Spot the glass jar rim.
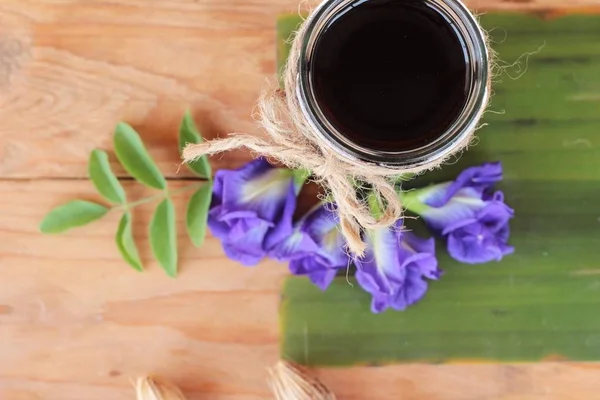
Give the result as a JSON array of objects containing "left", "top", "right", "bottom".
[{"left": 296, "top": 0, "right": 490, "bottom": 169}]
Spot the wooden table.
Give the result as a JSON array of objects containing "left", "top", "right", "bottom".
[{"left": 2, "top": 1, "right": 600, "bottom": 399}]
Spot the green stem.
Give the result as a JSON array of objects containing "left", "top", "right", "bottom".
[
  {"left": 398, "top": 187, "right": 434, "bottom": 216},
  {"left": 115, "top": 183, "right": 203, "bottom": 212},
  {"left": 292, "top": 168, "right": 312, "bottom": 193},
  {"left": 397, "top": 190, "right": 415, "bottom": 213},
  {"left": 367, "top": 191, "right": 384, "bottom": 219}
]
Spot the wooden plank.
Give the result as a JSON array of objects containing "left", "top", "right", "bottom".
[
  {"left": 0, "top": 180, "right": 285, "bottom": 399},
  {"left": 0, "top": 0, "right": 296, "bottom": 179},
  {"left": 318, "top": 363, "right": 600, "bottom": 400},
  {"left": 0, "top": 0, "right": 599, "bottom": 179},
  {"left": 3, "top": 180, "right": 600, "bottom": 399}
]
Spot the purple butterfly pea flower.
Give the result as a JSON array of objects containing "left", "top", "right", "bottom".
[
  {"left": 354, "top": 220, "right": 441, "bottom": 314},
  {"left": 404, "top": 162, "right": 514, "bottom": 264},
  {"left": 270, "top": 203, "right": 350, "bottom": 290},
  {"left": 208, "top": 158, "right": 302, "bottom": 266}
]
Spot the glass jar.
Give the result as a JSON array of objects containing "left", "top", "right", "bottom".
[{"left": 295, "top": 0, "right": 490, "bottom": 169}]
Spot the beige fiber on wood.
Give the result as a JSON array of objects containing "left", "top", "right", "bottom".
[
  {"left": 182, "top": 2, "right": 487, "bottom": 256},
  {"left": 133, "top": 363, "right": 334, "bottom": 400},
  {"left": 269, "top": 360, "right": 336, "bottom": 400},
  {"left": 134, "top": 376, "right": 188, "bottom": 400}
]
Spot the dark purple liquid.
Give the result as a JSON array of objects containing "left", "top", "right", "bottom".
[{"left": 311, "top": 0, "right": 468, "bottom": 152}]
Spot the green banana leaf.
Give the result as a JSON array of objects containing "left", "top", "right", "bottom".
[{"left": 279, "top": 12, "right": 600, "bottom": 366}]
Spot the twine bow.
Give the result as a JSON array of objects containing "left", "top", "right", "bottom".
[
  {"left": 182, "top": 85, "right": 406, "bottom": 256},
  {"left": 182, "top": 17, "right": 474, "bottom": 257}
]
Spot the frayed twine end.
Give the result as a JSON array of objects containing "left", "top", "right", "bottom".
[
  {"left": 133, "top": 362, "right": 335, "bottom": 400},
  {"left": 268, "top": 360, "right": 336, "bottom": 400},
  {"left": 134, "top": 376, "right": 188, "bottom": 400}
]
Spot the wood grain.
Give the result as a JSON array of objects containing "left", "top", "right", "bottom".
[
  {"left": 2, "top": 0, "right": 600, "bottom": 399},
  {"left": 0, "top": 180, "right": 285, "bottom": 399},
  {"left": 0, "top": 0, "right": 599, "bottom": 179},
  {"left": 2, "top": 180, "right": 600, "bottom": 400}
]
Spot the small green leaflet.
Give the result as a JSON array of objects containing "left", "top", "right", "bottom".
[
  {"left": 179, "top": 111, "right": 212, "bottom": 178},
  {"left": 149, "top": 198, "right": 178, "bottom": 277},
  {"left": 88, "top": 149, "right": 126, "bottom": 204},
  {"left": 114, "top": 122, "right": 167, "bottom": 190},
  {"left": 40, "top": 200, "right": 108, "bottom": 234},
  {"left": 186, "top": 182, "right": 213, "bottom": 247},
  {"left": 116, "top": 212, "right": 143, "bottom": 272}
]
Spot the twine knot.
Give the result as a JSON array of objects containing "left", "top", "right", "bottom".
[
  {"left": 182, "top": 10, "right": 485, "bottom": 257},
  {"left": 182, "top": 18, "right": 415, "bottom": 257}
]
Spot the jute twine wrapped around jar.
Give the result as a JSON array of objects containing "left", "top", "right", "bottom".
[{"left": 182, "top": 1, "right": 491, "bottom": 256}]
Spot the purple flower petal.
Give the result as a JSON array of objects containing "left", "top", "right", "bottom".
[
  {"left": 390, "top": 268, "right": 429, "bottom": 311},
  {"left": 355, "top": 224, "right": 440, "bottom": 313},
  {"left": 476, "top": 193, "right": 515, "bottom": 232},
  {"left": 308, "top": 268, "right": 339, "bottom": 291},
  {"left": 228, "top": 217, "right": 270, "bottom": 242},
  {"left": 442, "top": 193, "right": 515, "bottom": 264},
  {"left": 428, "top": 162, "right": 503, "bottom": 207},
  {"left": 446, "top": 219, "right": 514, "bottom": 264},
  {"left": 217, "top": 158, "right": 271, "bottom": 206},
  {"left": 303, "top": 204, "right": 339, "bottom": 235},
  {"left": 207, "top": 206, "right": 231, "bottom": 239},
  {"left": 371, "top": 294, "right": 391, "bottom": 314},
  {"left": 289, "top": 256, "right": 322, "bottom": 275},
  {"left": 211, "top": 171, "right": 225, "bottom": 207},
  {"left": 355, "top": 225, "right": 404, "bottom": 296},
  {"left": 421, "top": 187, "right": 487, "bottom": 232},
  {"left": 290, "top": 255, "right": 345, "bottom": 291},
  {"left": 403, "top": 251, "right": 441, "bottom": 280},
  {"left": 207, "top": 158, "right": 300, "bottom": 266},
  {"left": 304, "top": 205, "right": 349, "bottom": 266},
  {"left": 222, "top": 242, "right": 266, "bottom": 266},
  {"left": 355, "top": 266, "right": 383, "bottom": 295},
  {"left": 270, "top": 229, "right": 321, "bottom": 261},
  {"left": 272, "top": 203, "right": 350, "bottom": 290},
  {"left": 408, "top": 162, "right": 514, "bottom": 265},
  {"left": 400, "top": 232, "right": 436, "bottom": 259},
  {"left": 447, "top": 230, "right": 501, "bottom": 263},
  {"left": 264, "top": 181, "right": 298, "bottom": 250}
]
